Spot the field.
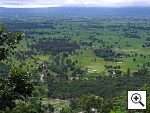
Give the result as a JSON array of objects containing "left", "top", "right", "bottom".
[
  {"left": 0, "top": 8, "right": 150, "bottom": 113},
  {"left": 1, "top": 16, "right": 150, "bottom": 76}
]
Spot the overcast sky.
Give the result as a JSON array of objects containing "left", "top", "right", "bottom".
[{"left": 0, "top": 0, "right": 150, "bottom": 8}]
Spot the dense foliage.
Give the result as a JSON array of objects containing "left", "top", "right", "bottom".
[{"left": 0, "top": 14, "right": 150, "bottom": 113}]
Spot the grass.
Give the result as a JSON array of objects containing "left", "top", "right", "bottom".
[
  {"left": 72, "top": 49, "right": 106, "bottom": 74},
  {"left": 6, "top": 17, "right": 150, "bottom": 77},
  {"left": 72, "top": 46, "right": 150, "bottom": 75}
]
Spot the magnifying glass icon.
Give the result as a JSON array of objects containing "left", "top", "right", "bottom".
[{"left": 131, "top": 93, "right": 145, "bottom": 107}]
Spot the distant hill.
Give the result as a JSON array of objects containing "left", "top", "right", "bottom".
[{"left": 0, "top": 7, "right": 150, "bottom": 17}]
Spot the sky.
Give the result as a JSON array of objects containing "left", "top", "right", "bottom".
[{"left": 0, "top": 0, "right": 150, "bottom": 8}]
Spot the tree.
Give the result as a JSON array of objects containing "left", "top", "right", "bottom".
[
  {"left": 126, "top": 68, "right": 131, "bottom": 76},
  {"left": 0, "top": 26, "right": 33, "bottom": 111},
  {"left": 60, "top": 107, "right": 73, "bottom": 113},
  {"left": 49, "top": 53, "right": 86, "bottom": 80},
  {"left": 78, "top": 95, "right": 103, "bottom": 113},
  {"left": 0, "top": 26, "right": 23, "bottom": 61},
  {"left": 0, "top": 67, "right": 33, "bottom": 110},
  {"left": 48, "top": 104, "right": 54, "bottom": 113}
]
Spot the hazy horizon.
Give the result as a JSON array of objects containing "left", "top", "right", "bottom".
[
  {"left": 0, "top": 7, "right": 150, "bottom": 18},
  {"left": 0, "top": 0, "right": 150, "bottom": 8}
]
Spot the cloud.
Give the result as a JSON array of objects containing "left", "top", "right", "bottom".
[
  {"left": 0, "top": 0, "right": 150, "bottom": 8},
  {"left": 0, "top": 0, "right": 62, "bottom": 8}
]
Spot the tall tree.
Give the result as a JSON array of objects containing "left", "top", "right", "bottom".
[
  {"left": 0, "top": 26, "right": 23, "bottom": 61},
  {"left": 0, "top": 26, "right": 33, "bottom": 110}
]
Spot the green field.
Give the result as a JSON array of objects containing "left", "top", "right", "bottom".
[{"left": 1, "top": 15, "right": 150, "bottom": 113}]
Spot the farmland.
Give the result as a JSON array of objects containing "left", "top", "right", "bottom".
[{"left": 0, "top": 7, "right": 150, "bottom": 113}]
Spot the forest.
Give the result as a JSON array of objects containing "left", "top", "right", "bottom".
[{"left": 0, "top": 8, "right": 150, "bottom": 113}]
